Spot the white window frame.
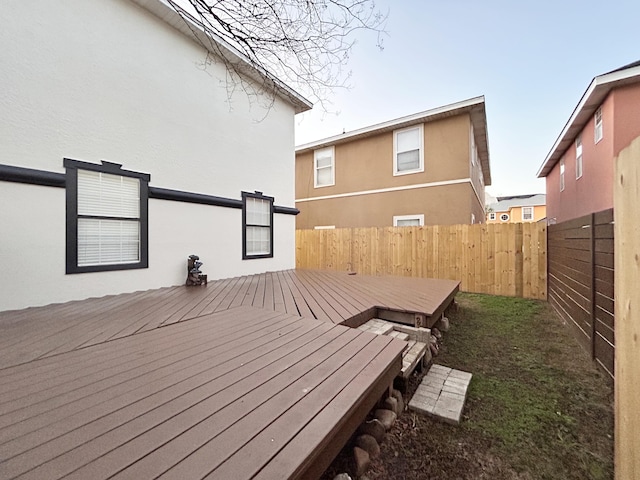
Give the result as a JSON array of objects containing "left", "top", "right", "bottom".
[
  {"left": 393, "top": 125, "right": 424, "bottom": 176},
  {"left": 470, "top": 124, "right": 477, "bottom": 167},
  {"left": 500, "top": 213, "right": 510, "bottom": 222},
  {"left": 314, "top": 146, "right": 335, "bottom": 188},
  {"left": 594, "top": 107, "right": 603, "bottom": 143},
  {"left": 393, "top": 214, "right": 424, "bottom": 227},
  {"left": 489, "top": 212, "right": 496, "bottom": 221},
  {"left": 576, "top": 136, "right": 583, "bottom": 179},
  {"left": 522, "top": 206, "right": 534, "bottom": 222},
  {"left": 560, "top": 159, "right": 565, "bottom": 191}
]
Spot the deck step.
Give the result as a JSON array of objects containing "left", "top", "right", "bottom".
[
  {"left": 358, "top": 318, "right": 429, "bottom": 379},
  {"left": 357, "top": 318, "right": 395, "bottom": 336},
  {"left": 400, "top": 340, "right": 428, "bottom": 378},
  {"left": 408, "top": 364, "right": 472, "bottom": 425},
  {"left": 388, "top": 331, "right": 410, "bottom": 342}
]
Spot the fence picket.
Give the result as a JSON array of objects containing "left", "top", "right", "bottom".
[{"left": 296, "top": 223, "right": 548, "bottom": 299}]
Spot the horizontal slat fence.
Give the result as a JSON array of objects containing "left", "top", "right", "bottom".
[
  {"left": 296, "top": 223, "right": 547, "bottom": 300},
  {"left": 547, "top": 208, "right": 614, "bottom": 379}
]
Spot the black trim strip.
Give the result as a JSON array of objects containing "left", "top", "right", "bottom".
[
  {"left": 273, "top": 205, "right": 299, "bottom": 215},
  {"left": 0, "top": 164, "right": 65, "bottom": 188},
  {"left": 149, "top": 187, "right": 243, "bottom": 209},
  {"left": 63, "top": 158, "right": 151, "bottom": 181},
  {"left": 0, "top": 163, "right": 299, "bottom": 215}
]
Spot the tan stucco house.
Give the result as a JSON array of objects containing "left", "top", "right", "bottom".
[{"left": 295, "top": 97, "right": 491, "bottom": 229}]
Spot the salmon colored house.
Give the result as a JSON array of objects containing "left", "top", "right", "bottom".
[
  {"left": 537, "top": 60, "right": 640, "bottom": 223},
  {"left": 295, "top": 97, "right": 491, "bottom": 229}
]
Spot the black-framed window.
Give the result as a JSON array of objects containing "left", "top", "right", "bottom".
[
  {"left": 64, "top": 158, "right": 150, "bottom": 274},
  {"left": 242, "top": 191, "right": 274, "bottom": 259}
]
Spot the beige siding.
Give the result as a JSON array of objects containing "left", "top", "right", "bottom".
[
  {"left": 296, "top": 114, "right": 472, "bottom": 200},
  {"left": 295, "top": 113, "right": 483, "bottom": 228},
  {"left": 296, "top": 182, "right": 477, "bottom": 229}
]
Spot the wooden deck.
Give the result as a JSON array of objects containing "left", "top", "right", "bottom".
[
  {"left": 0, "top": 269, "right": 458, "bottom": 368},
  {"left": 0, "top": 269, "right": 458, "bottom": 480},
  {"left": 0, "top": 306, "right": 404, "bottom": 479}
]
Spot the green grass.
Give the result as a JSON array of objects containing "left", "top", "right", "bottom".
[{"left": 438, "top": 293, "right": 614, "bottom": 479}]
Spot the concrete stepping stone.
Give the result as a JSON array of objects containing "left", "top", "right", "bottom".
[
  {"left": 357, "top": 318, "right": 395, "bottom": 336},
  {"left": 408, "top": 364, "right": 472, "bottom": 425},
  {"left": 400, "top": 340, "right": 428, "bottom": 378},
  {"left": 388, "top": 330, "right": 410, "bottom": 341},
  {"left": 358, "top": 319, "right": 428, "bottom": 379}
]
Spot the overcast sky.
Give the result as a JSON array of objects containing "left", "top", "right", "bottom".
[{"left": 293, "top": 0, "right": 640, "bottom": 198}]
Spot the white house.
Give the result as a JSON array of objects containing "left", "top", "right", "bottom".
[{"left": 0, "top": 0, "right": 312, "bottom": 312}]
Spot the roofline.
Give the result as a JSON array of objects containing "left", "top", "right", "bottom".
[
  {"left": 296, "top": 96, "right": 484, "bottom": 151},
  {"left": 131, "top": 0, "right": 313, "bottom": 114},
  {"left": 296, "top": 96, "right": 492, "bottom": 185},
  {"left": 537, "top": 63, "right": 640, "bottom": 178},
  {"left": 490, "top": 201, "right": 547, "bottom": 213}
]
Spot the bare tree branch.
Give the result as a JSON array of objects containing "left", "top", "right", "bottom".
[{"left": 166, "top": 0, "right": 387, "bottom": 112}]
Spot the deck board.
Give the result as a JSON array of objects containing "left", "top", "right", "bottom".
[
  {"left": 0, "top": 306, "right": 405, "bottom": 480},
  {"left": 0, "top": 314, "right": 319, "bottom": 464},
  {"left": 0, "top": 270, "right": 458, "bottom": 369},
  {"left": 0, "top": 269, "right": 458, "bottom": 479}
]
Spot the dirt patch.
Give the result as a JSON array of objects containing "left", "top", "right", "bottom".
[{"left": 322, "top": 294, "right": 614, "bottom": 480}]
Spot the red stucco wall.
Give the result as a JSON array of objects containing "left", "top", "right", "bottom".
[
  {"left": 546, "top": 94, "right": 616, "bottom": 223},
  {"left": 613, "top": 84, "right": 640, "bottom": 157}
]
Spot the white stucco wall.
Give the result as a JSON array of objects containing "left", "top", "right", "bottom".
[{"left": 0, "top": 0, "right": 299, "bottom": 311}]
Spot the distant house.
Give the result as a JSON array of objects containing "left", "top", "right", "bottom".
[
  {"left": 486, "top": 194, "right": 546, "bottom": 224},
  {"left": 0, "top": 0, "right": 311, "bottom": 312},
  {"left": 295, "top": 97, "right": 491, "bottom": 229},
  {"left": 537, "top": 60, "right": 640, "bottom": 223}
]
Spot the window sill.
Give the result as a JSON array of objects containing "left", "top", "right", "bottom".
[
  {"left": 67, "top": 261, "right": 148, "bottom": 274},
  {"left": 393, "top": 168, "right": 424, "bottom": 177}
]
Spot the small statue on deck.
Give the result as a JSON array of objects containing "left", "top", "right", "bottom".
[{"left": 186, "top": 254, "right": 207, "bottom": 286}]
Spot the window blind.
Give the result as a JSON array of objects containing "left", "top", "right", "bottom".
[
  {"left": 245, "top": 197, "right": 271, "bottom": 256},
  {"left": 396, "top": 128, "right": 420, "bottom": 171},
  {"left": 77, "top": 169, "right": 141, "bottom": 266}
]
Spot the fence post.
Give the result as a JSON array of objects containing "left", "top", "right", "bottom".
[
  {"left": 515, "top": 223, "right": 524, "bottom": 298},
  {"left": 590, "top": 212, "right": 596, "bottom": 360}
]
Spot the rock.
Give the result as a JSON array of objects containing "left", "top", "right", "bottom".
[
  {"left": 432, "top": 327, "right": 442, "bottom": 339},
  {"left": 423, "top": 344, "right": 433, "bottom": 365},
  {"left": 391, "top": 389, "right": 404, "bottom": 414},
  {"left": 374, "top": 408, "right": 397, "bottom": 430},
  {"left": 355, "top": 434, "right": 380, "bottom": 459},
  {"left": 450, "top": 300, "right": 459, "bottom": 312},
  {"left": 353, "top": 446, "right": 370, "bottom": 477},
  {"left": 429, "top": 334, "right": 438, "bottom": 346},
  {"left": 383, "top": 395, "right": 398, "bottom": 415},
  {"left": 333, "top": 474, "right": 352, "bottom": 480},
  {"left": 358, "top": 419, "right": 386, "bottom": 443},
  {"left": 436, "top": 316, "right": 450, "bottom": 332}
]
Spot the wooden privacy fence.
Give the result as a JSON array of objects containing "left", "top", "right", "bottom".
[
  {"left": 547, "top": 208, "right": 615, "bottom": 379},
  {"left": 296, "top": 223, "right": 547, "bottom": 300}
]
